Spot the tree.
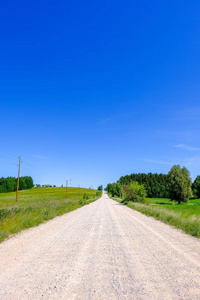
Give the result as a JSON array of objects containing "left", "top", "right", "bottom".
[
  {"left": 123, "top": 181, "right": 147, "bottom": 203},
  {"left": 19, "top": 177, "right": 27, "bottom": 190},
  {"left": 192, "top": 176, "right": 200, "bottom": 199},
  {"left": 24, "top": 176, "right": 34, "bottom": 189},
  {"left": 105, "top": 183, "right": 122, "bottom": 197},
  {"left": 168, "top": 165, "right": 193, "bottom": 204},
  {"left": 97, "top": 185, "right": 103, "bottom": 191},
  {"left": 118, "top": 172, "right": 169, "bottom": 198},
  {"left": 152, "top": 182, "right": 167, "bottom": 198},
  {"left": 0, "top": 176, "right": 34, "bottom": 193}
]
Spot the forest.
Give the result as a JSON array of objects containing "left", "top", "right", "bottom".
[
  {"left": 106, "top": 172, "right": 200, "bottom": 199},
  {"left": 0, "top": 176, "right": 34, "bottom": 193}
]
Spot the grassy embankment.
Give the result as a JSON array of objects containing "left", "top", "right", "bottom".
[
  {"left": 0, "top": 187, "right": 101, "bottom": 243},
  {"left": 111, "top": 196, "right": 200, "bottom": 238}
]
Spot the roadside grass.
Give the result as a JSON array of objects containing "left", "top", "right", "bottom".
[
  {"left": 111, "top": 195, "right": 200, "bottom": 238},
  {"left": 0, "top": 187, "right": 101, "bottom": 243}
]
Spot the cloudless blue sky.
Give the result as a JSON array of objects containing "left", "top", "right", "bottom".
[{"left": 1, "top": 0, "right": 200, "bottom": 188}]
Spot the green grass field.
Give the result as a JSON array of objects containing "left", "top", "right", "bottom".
[
  {"left": 0, "top": 187, "right": 101, "bottom": 243},
  {"left": 112, "top": 196, "right": 200, "bottom": 238}
]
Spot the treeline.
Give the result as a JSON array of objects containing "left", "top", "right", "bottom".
[
  {"left": 106, "top": 172, "right": 200, "bottom": 199},
  {"left": 35, "top": 184, "right": 56, "bottom": 188},
  {"left": 192, "top": 176, "right": 200, "bottom": 199},
  {"left": 0, "top": 176, "right": 34, "bottom": 193},
  {"left": 119, "top": 173, "right": 169, "bottom": 198}
]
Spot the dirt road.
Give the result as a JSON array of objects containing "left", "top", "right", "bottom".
[{"left": 1, "top": 193, "right": 200, "bottom": 299}]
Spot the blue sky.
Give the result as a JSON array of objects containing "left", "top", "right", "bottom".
[{"left": 1, "top": 0, "right": 200, "bottom": 188}]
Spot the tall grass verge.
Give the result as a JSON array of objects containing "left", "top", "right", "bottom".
[
  {"left": 127, "top": 202, "right": 200, "bottom": 238},
  {"left": 111, "top": 195, "right": 200, "bottom": 238},
  {"left": 0, "top": 187, "right": 101, "bottom": 243}
]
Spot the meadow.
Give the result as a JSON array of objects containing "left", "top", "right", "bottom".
[
  {"left": 0, "top": 187, "right": 101, "bottom": 243},
  {"left": 112, "top": 196, "right": 200, "bottom": 238}
]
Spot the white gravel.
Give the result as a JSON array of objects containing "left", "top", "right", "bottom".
[{"left": 1, "top": 193, "right": 200, "bottom": 299}]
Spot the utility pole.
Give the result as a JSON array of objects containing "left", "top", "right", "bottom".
[
  {"left": 16, "top": 156, "right": 21, "bottom": 202},
  {"left": 66, "top": 180, "right": 68, "bottom": 199}
]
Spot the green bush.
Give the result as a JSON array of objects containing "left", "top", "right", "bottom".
[
  {"left": 123, "top": 181, "right": 147, "bottom": 203},
  {"left": 83, "top": 193, "right": 89, "bottom": 200},
  {"left": 96, "top": 191, "right": 101, "bottom": 197}
]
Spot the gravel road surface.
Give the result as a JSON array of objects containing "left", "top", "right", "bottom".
[{"left": 1, "top": 193, "right": 200, "bottom": 299}]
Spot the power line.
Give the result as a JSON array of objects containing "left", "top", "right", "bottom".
[
  {"left": 0, "top": 153, "right": 58, "bottom": 185},
  {"left": 0, "top": 151, "right": 18, "bottom": 160},
  {"left": 23, "top": 161, "right": 56, "bottom": 180},
  {"left": 0, "top": 160, "right": 17, "bottom": 166}
]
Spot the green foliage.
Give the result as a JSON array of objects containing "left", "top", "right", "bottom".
[
  {"left": 80, "top": 192, "right": 90, "bottom": 205},
  {"left": 123, "top": 181, "right": 147, "bottom": 203},
  {"left": 97, "top": 185, "right": 103, "bottom": 191},
  {"left": 0, "top": 176, "right": 34, "bottom": 193},
  {"left": 83, "top": 193, "right": 89, "bottom": 200},
  {"left": 96, "top": 191, "right": 102, "bottom": 197},
  {"left": 106, "top": 167, "right": 200, "bottom": 202},
  {"left": 105, "top": 183, "right": 122, "bottom": 197},
  {"left": 168, "top": 165, "right": 193, "bottom": 204},
  {"left": 112, "top": 172, "right": 169, "bottom": 198},
  {"left": 107, "top": 169, "right": 200, "bottom": 200},
  {"left": 192, "top": 175, "right": 200, "bottom": 198},
  {"left": 79, "top": 200, "right": 85, "bottom": 206}
]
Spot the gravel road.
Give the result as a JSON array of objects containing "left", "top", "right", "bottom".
[{"left": 1, "top": 193, "right": 200, "bottom": 299}]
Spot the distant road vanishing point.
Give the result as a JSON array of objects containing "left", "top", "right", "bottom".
[{"left": 1, "top": 192, "right": 200, "bottom": 299}]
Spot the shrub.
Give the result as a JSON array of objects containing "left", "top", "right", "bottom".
[
  {"left": 123, "top": 181, "right": 147, "bottom": 203},
  {"left": 83, "top": 193, "right": 89, "bottom": 200},
  {"left": 96, "top": 191, "right": 101, "bottom": 197}
]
